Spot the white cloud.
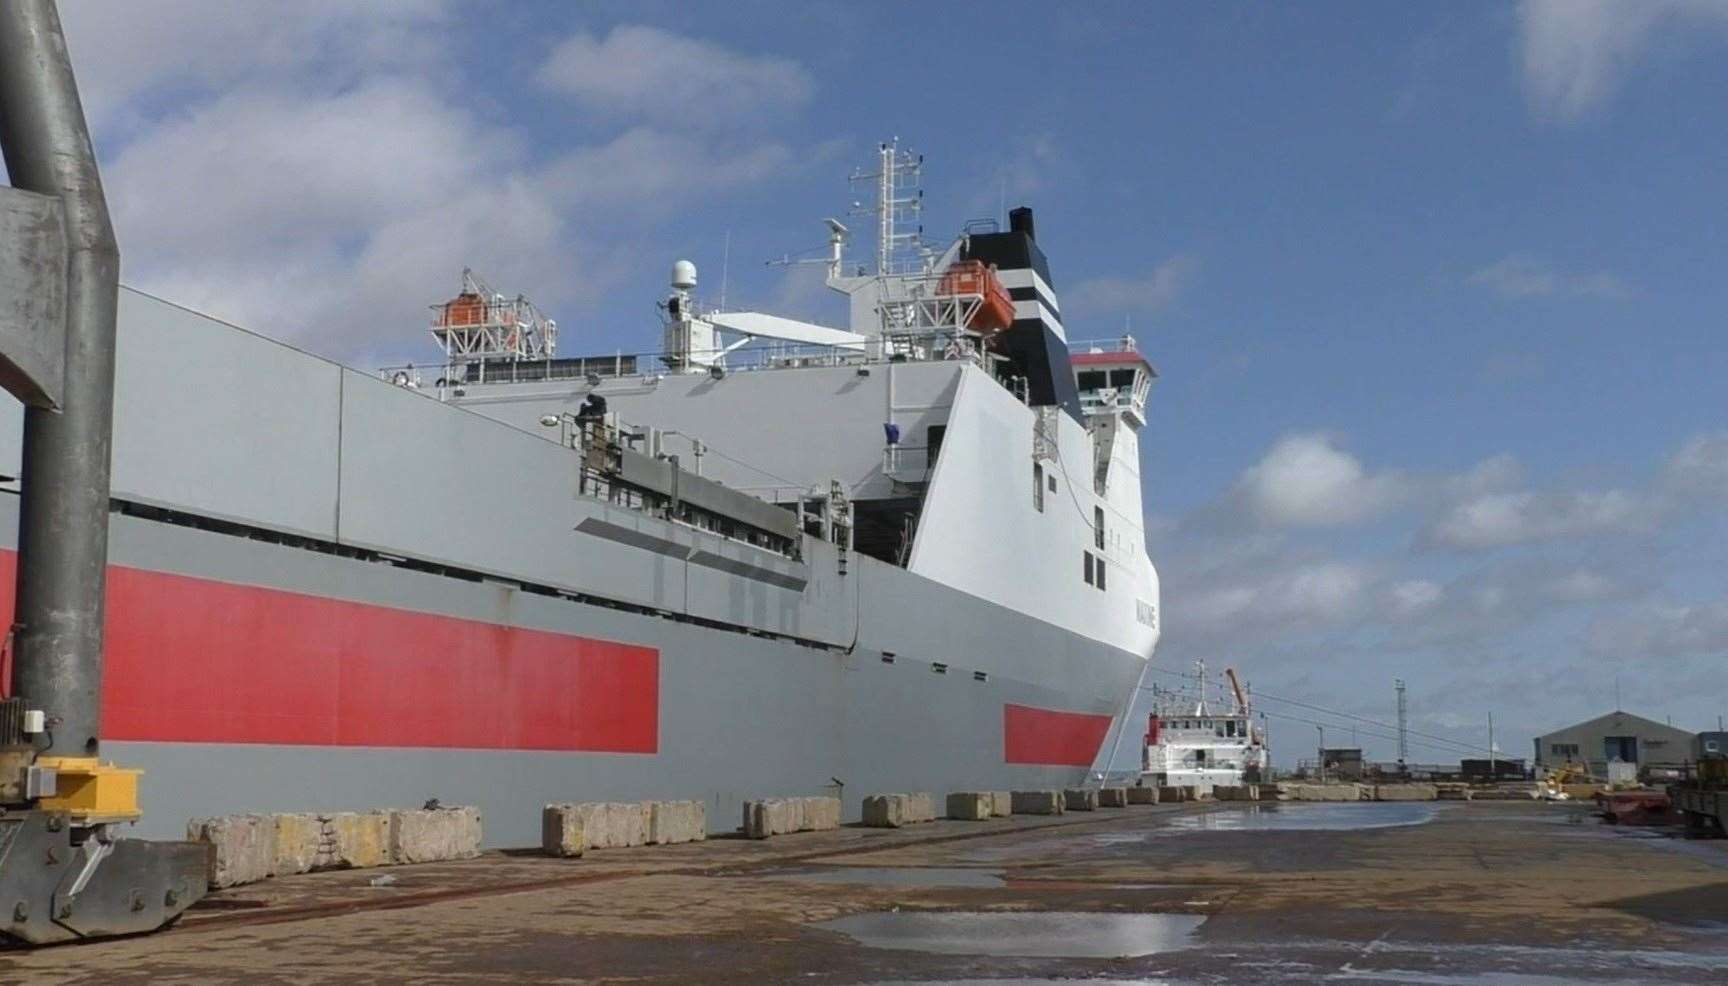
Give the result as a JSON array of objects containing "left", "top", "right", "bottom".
[
  {"left": 1587, "top": 597, "right": 1728, "bottom": 659},
  {"left": 1466, "top": 254, "right": 1629, "bottom": 299},
  {"left": 1384, "top": 579, "right": 1443, "bottom": 618},
  {"left": 1179, "top": 559, "right": 1378, "bottom": 639},
  {"left": 1421, "top": 488, "right": 1648, "bottom": 551},
  {"left": 1420, "top": 429, "right": 1728, "bottom": 552},
  {"left": 1228, "top": 433, "right": 1411, "bottom": 529},
  {"left": 537, "top": 25, "right": 814, "bottom": 127},
  {"left": 1517, "top": 0, "right": 1728, "bottom": 122},
  {"left": 60, "top": 0, "right": 453, "bottom": 132},
  {"left": 1663, "top": 430, "right": 1728, "bottom": 498},
  {"left": 62, "top": 10, "right": 814, "bottom": 361},
  {"left": 1066, "top": 256, "right": 1198, "bottom": 316}
]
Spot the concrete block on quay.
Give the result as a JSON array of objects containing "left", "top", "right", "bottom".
[
  {"left": 799, "top": 796, "right": 841, "bottom": 832},
  {"left": 271, "top": 813, "right": 324, "bottom": 876},
  {"left": 744, "top": 798, "right": 802, "bottom": 838},
  {"left": 1098, "top": 787, "right": 1129, "bottom": 807},
  {"left": 907, "top": 793, "right": 936, "bottom": 823},
  {"left": 1374, "top": 784, "right": 1439, "bottom": 802},
  {"left": 862, "top": 794, "right": 908, "bottom": 828},
  {"left": 542, "top": 804, "right": 585, "bottom": 857},
  {"left": 1127, "top": 786, "right": 1159, "bottom": 805},
  {"left": 945, "top": 792, "right": 993, "bottom": 821},
  {"left": 1157, "top": 786, "right": 1187, "bottom": 803},
  {"left": 325, "top": 811, "right": 392, "bottom": 868},
  {"left": 647, "top": 801, "right": 707, "bottom": 845},
  {"left": 1215, "top": 785, "right": 1260, "bottom": 802},
  {"left": 989, "top": 791, "right": 1012, "bottom": 816},
  {"left": 1063, "top": 788, "right": 1098, "bottom": 812},
  {"left": 1010, "top": 790, "right": 1064, "bottom": 815},
  {"left": 1437, "top": 784, "right": 1473, "bottom": 801},
  {"left": 546, "top": 802, "right": 649, "bottom": 849},
  {"left": 188, "top": 814, "right": 275, "bottom": 889},
  {"left": 1299, "top": 784, "right": 1366, "bottom": 802},
  {"left": 389, "top": 805, "right": 483, "bottom": 864}
]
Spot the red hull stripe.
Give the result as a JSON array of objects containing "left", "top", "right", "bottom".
[
  {"left": 1002, "top": 702, "right": 1112, "bottom": 766},
  {"left": 0, "top": 551, "right": 658, "bottom": 753}
]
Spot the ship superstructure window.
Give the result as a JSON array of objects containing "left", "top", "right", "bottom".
[
  {"left": 1094, "top": 507, "right": 1105, "bottom": 550},
  {"left": 1083, "top": 551, "right": 1106, "bottom": 590},
  {"left": 1033, "top": 463, "right": 1045, "bottom": 512}
]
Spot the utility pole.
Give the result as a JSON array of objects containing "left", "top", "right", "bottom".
[
  {"left": 1487, "top": 711, "right": 1495, "bottom": 781},
  {"left": 1316, "top": 724, "right": 1326, "bottom": 782},
  {"left": 1395, "top": 679, "right": 1409, "bottom": 766}
]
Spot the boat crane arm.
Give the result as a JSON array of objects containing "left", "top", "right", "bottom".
[
  {"left": 1225, "top": 666, "right": 1255, "bottom": 744},
  {"left": 706, "top": 311, "right": 868, "bottom": 350}
]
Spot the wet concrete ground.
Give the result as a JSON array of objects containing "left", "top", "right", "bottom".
[{"left": 4, "top": 800, "right": 1727, "bottom": 984}]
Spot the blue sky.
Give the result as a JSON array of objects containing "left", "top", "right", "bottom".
[{"left": 55, "top": 0, "right": 1728, "bottom": 766}]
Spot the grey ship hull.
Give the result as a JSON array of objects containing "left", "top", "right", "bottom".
[
  {"left": 0, "top": 497, "right": 1141, "bottom": 846},
  {"left": 0, "top": 291, "right": 1146, "bottom": 846}
]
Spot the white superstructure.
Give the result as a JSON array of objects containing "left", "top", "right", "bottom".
[{"left": 386, "top": 141, "right": 1163, "bottom": 660}]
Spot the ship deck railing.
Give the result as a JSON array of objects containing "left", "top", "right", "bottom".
[
  {"left": 1066, "top": 334, "right": 1141, "bottom": 356},
  {"left": 379, "top": 327, "right": 1012, "bottom": 399}
]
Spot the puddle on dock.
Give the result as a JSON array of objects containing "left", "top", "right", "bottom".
[
  {"left": 815, "top": 910, "right": 1204, "bottom": 957},
  {"left": 1158, "top": 802, "right": 1437, "bottom": 834},
  {"left": 770, "top": 866, "right": 1006, "bottom": 888}
]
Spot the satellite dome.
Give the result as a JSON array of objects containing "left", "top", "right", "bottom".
[{"left": 671, "top": 260, "right": 698, "bottom": 291}]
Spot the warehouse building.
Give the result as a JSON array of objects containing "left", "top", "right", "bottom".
[{"left": 1533, "top": 711, "right": 1696, "bottom": 777}]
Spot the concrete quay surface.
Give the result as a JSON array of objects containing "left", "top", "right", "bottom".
[{"left": 4, "top": 800, "right": 1727, "bottom": 984}]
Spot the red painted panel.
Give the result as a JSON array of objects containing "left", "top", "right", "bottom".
[
  {"left": 1003, "top": 702, "right": 1113, "bottom": 766},
  {"left": 0, "top": 550, "right": 658, "bottom": 752}
]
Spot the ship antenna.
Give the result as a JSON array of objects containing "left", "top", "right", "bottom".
[
  {"left": 720, "top": 228, "right": 731, "bottom": 312},
  {"left": 849, "top": 137, "right": 924, "bottom": 275}
]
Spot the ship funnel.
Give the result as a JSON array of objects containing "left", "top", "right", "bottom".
[
  {"left": 671, "top": 259, "right": 698, "bottom": 291},
  {"left": 1009, "top": 206, "right": 1035, "bottom": 241}
]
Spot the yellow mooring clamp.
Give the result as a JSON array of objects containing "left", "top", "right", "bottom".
[{"left": 33, "top": 756, "right": 142, "bottom": 823}]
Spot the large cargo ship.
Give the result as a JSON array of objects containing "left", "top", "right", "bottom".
[{"left": 0, "top": 142, "right": 1161, "bottom": 845}]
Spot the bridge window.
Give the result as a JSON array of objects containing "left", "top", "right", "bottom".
[
  {"left": 1033, "top": 463, "right": 1045, "bottom": 512},
  {"left": 1094, "top": 507, "right": 1105, "bottom": 550}
]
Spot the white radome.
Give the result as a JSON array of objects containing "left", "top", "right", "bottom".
[{"left": 671, "top": 260, "right": 698, "bottom": 291}]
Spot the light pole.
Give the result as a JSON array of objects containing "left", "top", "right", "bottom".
[{"left": 1316, "top": 724, "right": 1326, "bottom": 782}]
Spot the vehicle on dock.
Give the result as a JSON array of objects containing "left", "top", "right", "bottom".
[{"left": 1670, "top": 732, "right": 1728, "bottom": 837}]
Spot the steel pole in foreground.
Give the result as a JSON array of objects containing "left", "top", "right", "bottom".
[{"left": 0, "top": 0, "right": 119, "bottom": 757}]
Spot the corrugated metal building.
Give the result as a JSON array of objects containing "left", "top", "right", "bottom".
[{"left": 1533, "top": 711, "right": 1696, "bottom": 776}]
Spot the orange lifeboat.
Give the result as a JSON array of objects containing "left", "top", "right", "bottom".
[
  {"left": 939, "top": 260, "right": 1015, "bottom": 333},
  {"left": 438, "top": 291, "right": 487, "bottom": 328}
]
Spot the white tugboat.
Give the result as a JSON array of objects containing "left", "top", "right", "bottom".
[{"left": 1141, "top": 662, "right": 1268, "bottom": 793}]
